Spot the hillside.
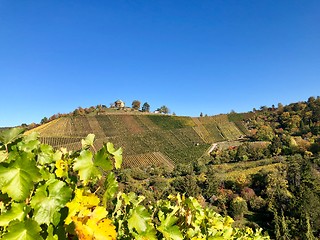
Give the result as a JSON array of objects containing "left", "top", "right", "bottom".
[
  {"left": 15, "top": 96, "right": 320, "bottom": 238},
  {"left": 27, "top": 113, "right": 246, "bottom": 168}
]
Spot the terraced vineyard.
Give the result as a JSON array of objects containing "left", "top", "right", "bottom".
[
  {"left": 195, "top": 114, "right": 244, "bottom": 142},
  {"left": 217, "top": 121, "right": 243, "bottom": 140},
  {"left": 214, "top": 158, "right": 284, "bottom": 181},
  {"left": 27, "top": 113, "right": 248, "bottom": 168},
  {"left": 123, "top": 152, "right": 175, "bottom": 170}
]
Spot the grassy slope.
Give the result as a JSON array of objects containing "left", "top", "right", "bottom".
[{"left": 27, "top": 113, "right": 246, "bottom": 168}]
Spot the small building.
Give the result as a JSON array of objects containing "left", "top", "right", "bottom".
[{"left": 115, "top": 100, "right": 125, "bottom": 109}]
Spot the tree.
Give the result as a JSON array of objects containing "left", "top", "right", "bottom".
[
  {"left": 158, "top": 105, "right": 170, "bottom": 114},
  {"left": 131, "top": 100, "right": 141, "bottom": 110},
  {"left": 141, "top": 102, "right": 150, "bottom": 112},
  {"left": 255, "top": 125, "right": 275, "bottom": 141},
  {"left": 230, "top": 196, "right": 248, "bottom": 220},
  {"left": 40, "top": 117, "right": 48, "bottom": 124}
]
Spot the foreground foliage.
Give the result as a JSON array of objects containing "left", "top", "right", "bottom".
[{"left": 0, "top": 128, "right": 268, "bottom": 239}]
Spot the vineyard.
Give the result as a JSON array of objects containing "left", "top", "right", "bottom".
[
  {"left": 27, "top": 113, "right": 248, "bottom": 168},
  {"left": 0, "top": 129, "right": 269, "bottom": 239},
  {"left": 195, "top": 114, "right": 244, "bottom": 142},
  {"left": 122, "top": 152, "right": 175, "bottom": 170}
]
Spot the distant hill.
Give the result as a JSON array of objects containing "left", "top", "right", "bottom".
[{"left": 27, "top": 113, "right": 247, "bottom": 168}]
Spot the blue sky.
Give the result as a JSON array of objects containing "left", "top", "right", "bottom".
[{"left": 0, "top": 0, "right": 319, "bottom": 127}]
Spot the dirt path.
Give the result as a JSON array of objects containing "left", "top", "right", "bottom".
[
  {"left": 207, "top": 143, "right": 218, "bottom": 155},
  {"left": 197, "top": 143, "right": 218, "bottom": 161}
]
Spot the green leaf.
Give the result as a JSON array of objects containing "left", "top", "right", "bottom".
[
  {"left": 128, "top": 205, "right": 151, "bottom": 233},
  {"left": 106, "top": 142, "right": 123, "bottom": 155},
  {"left": 103, "top": 172, "right": 118, "bottom": 206},
  {"left": 94, "top": 147, "right": 113, "bottom": 171},
  {"left": 132, "top": 225, "right": 157, "bottom": 240},
  {"left": 81, "top": 134, "right": 95, "bottom": 149},
  {"left": 0, "top": 202, "right": 26, "bottom": 226},
  {"left": 46, "top": 224, "right": 59, "bottom": 240},
  {"left": 24, "top": 132, "right": 39, "bottom": 142},
  {"left": 114, "top": 154, "right": 123, "bottom": 169},
  {"left": 38, "top": 144, "right": 54, "bottom": 165},
  {"left": 2, "top": 219, "right": 43, "bottom": 240},
  {"left": 0, "top": 158, "right": 41, "bottom": 201},
  {"left": 73, "top": 150, "right": 101, "bottom": 185},
  {"left": 18, "top": 140, "right": 40, "bottom": 152},
  {"left": 30, "top": 179, "right": 72, "bottom": 225},
  {"left": 0, "top": 150, "right": 8, "bottom": 163},
  {"left": 157, "top": 207, "right": 183, "bottom": 240},
  {"left": 0, "top": 127, "right": 25, "bottom": 145},
  {"left": 158, "top": 225, "right": 183, "bottom": 240},
  {"left": 106, "top": 142, "right": 122, "bottom": 169}
]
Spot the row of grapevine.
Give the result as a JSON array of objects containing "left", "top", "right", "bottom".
[
  {"left": 87, "top": 116, "right": 107, "bottom": 138},
  {"left": 123, "top": 152, "right": 175, "bottom": 170},
  {"left": 119, "top": 115, "right": 144, "bottom": 133},
  {"left": 202, "top": 123, "right": 225, "bottom": 142},
  {"left": 217, "top": 121, "right": 243, "bottom": 140},
  {"left": 197, "top": 114, "right": 229, "bottom": 124},
  {"left": 147, "top": 115, "right": 195, "bottom": 130},
  {"left": 134, "top": 115, "right": 161, "bottom": 131},
  {"left": 167, "top": 128, "right": 204, "bottom": 148},
  {"left": 69, "top": 116, "right": 93, "bottom": 137},
  {"left": 165, "top": 144, "right": 210, "bottom": 164},
  {"left": 39, "top": 136, "right": 82, "bottom": 148},
  {"left": 96, "top": 115, "right": 119, "bottom": 137},
  {"left": 233, "top": 120, "right": 250, "bottom": 135},
  {"left": 27, "top": 118, "right": 64, "bottom": 136}
]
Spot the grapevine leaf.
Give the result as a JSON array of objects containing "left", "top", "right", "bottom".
[
  {"left": 0, "top": 158, "right": 41, "bottom": 201},
  {"left": 94, "top": 147, "right": 113, "bottom": 171},
  {"left": 24, "top": 132, "right": 39, "bottom": 142},
  {"left": 73, "top": 150, "right": 101, "bottom": 185},
  {"left": 30, "top": 179, "right": 72, "bottom": 225},
  {"left": 81, "top": 134, "right": 95, "bottom": 149},
  {"left": 18, "top": 139, "right": 40, "bottom": 152},
  {"left": 0, "top": 127, "right": 24, "bottom": 145},
  {"left": 107, "top": 143, "right": 123, "bottom": 157},
  {"left": 39, "top": 167, "right": 54, "bottom": 180},
  {"left": 0, "top": 202, "right": 26, "bottom": 226},
  {"left": 38, "top": 144, "right": 54, "bottom": 165},
  {"left": 157, "top": 208, "right": 183, "bottom": 240},
  {"left": 158, "top": 224, "right": 183, "bottom": 240},
  {"left": 2, "top": 219, "right": 43, "bottom": 240},
  {"left": 53, "top": 150, "right": 62, "bottom": 161},
  {"left": 103, "top": 172, "right": 118, "bottom": 206},
  {"left": 0, "top": 150, "right": 8, "bottom": 163},
  {"left": 128, "top": 205, "right": 150, "bottom": 233},
  {"left": 106, "top": 143, "right": 123, "bottom": 169},
  {"left": 132, "top": 226, "right": 157, "bottom": 240},
  {"left": 93, "top": 218, "right": 117, "bottom": 240},
  {"left": 106, "top": 142, "right": 116, "bottom": 153},
  {"left": 222, "top": 228, "right": 233, "bottom": 238},
  {"left": 6, "top": 150, "right": 20, "bottom": 164},
  {"left": 114, "top": 154, "right": 122, "bottom": 169},
  {"left": 46, "top": 224, "right": 58, "bottom": 240}
]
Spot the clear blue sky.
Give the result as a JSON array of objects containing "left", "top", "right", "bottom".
[{"left": 1, "top": 0, "right": 319, "bottom": 127}]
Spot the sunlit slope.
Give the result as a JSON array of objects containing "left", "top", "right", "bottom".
[{"left": 27, "top": 114, "right": 246, "bottom": 167}]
